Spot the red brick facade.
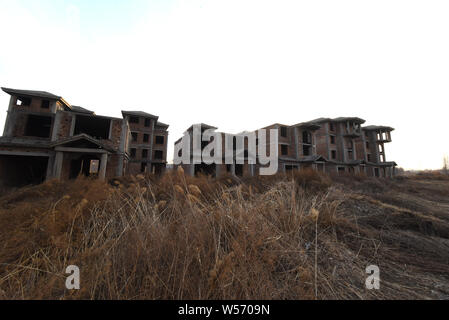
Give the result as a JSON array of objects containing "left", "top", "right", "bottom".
[{"left": 0, "top": 87, "right": 169, "bottom": 187}]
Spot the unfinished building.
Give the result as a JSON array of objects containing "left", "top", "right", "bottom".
[
  {"left": 174, "top": 124, "right": 260, "bottom": 178},
  {"left": 0, "top": 87, "right": 169, "bottom": 188},
  {"left": 174, "top": 117, "right": 396, "bottom": 178}
]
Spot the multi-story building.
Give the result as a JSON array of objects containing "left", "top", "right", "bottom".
[
  {"left": 0, "top": 87, "right": 169, "bottom": 187},
  {"left": 296, "top": 117, "right": 396, "bottom": 177},
  {"left": 122, "top": 111, "right": 169, "bottom": 175},
  {"left": 175, "top": 117, "right": 396, "bottom": 178},
  {"left": 174, "top": 123, "right": 259, "bottom": 177}
]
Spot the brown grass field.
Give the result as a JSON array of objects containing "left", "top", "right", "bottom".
[{"left": 0, "top": 169, "right": 448, "bottom": 300}]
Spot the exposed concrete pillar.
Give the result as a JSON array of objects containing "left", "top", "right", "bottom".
[
  {"left": 149, "top": 119, "right": 155, "bottom": 161},
  {"left": 69, "top": 114, "right": 76, "bottom": 137},
  {"left": 361, "top": 131, "right": 368, "bottom": 162},
  {"left": 54, "top": 152, "right": 64, "bottom": 179},
  {"left": 46, "top": 155, "right": 55, "bottom": 181},
  {"left": 294, "top": 127, "right": 299, "bottom": 160},
  {"left": 117, "top": 118, "right": 129, "bottom": 177},
  {"left": 3, "top": 96, "right": 18, "bottom": 137},
  {"left": 351, "top": 139, "right": 357, "bottom": 160},
  {"left": 51, "top": 112, "right": 62, "bottom": 141},
  {"left": 116, "top": 154, "right": 125, "bottom": 177},
  {"left": 99, "top": 153, "right": 108, "bottom": 180},
  {"left": 325, "top": 123, "right": 331, "bottom": 160},
  {"left": 339, "top": 123, "right": 347, "bottom": 162},
  {"left": 50, "top": 101, "right": 58, "bottom": 113}
]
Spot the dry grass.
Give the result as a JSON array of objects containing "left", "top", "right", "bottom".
[{"left": 0, "top": 169, "right": 448, "bottom": 300}]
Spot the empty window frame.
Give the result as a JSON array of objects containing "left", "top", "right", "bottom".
[
  {"left": 131, "top": 132, "right": 138, "bottom": 142},
  {"left": 74, "top": 115, "right": 111, "bottom": 139},
  {"left": 130, "top": 148, "right": 136, "bottom": 158},
  {"left": 281, "top": 144, "right": 288, "bottom": 156},
  {"left": 129, "top": 116, "right": 139, "bottom": 124},
  {"left": 302, "top": 131, "right": 312, "bottom": 144},
  {"left": 141, "top": 162, "right": 147, "bottom": 173},
  {"left": 330, "top": 135, "right": 336, "bottom": 144},
  {"left": 280, "top": 126, "right": 288, "bottom": 138},
  {"left": 25, "top": 115, "right": 52, "bottom": 138},
  {"left": 154, "top": 150, "right": 163, "bottom": 160},
  {"left": 348, "top": 150, "right": 353, "bottom": 159},
  {"left": 143, "top": 134, "right": 150, "bottom": 143},
  {"left": 155, "top": 136, "right": 165, "bottom": 145},
  {"left": 142, "top": 149, "right": 148, "bottom": 158},
  {"left": 17, "top": 97, "right": 31, "bottom": 106},
  {"left": 144, "top": 118, "right": 151, "bottom": 127},
  {"left": 41, "top": 100, "right": 50, "bottom": 109},
  {"left": 329, "top": 123, "right": 335, "bottom": 132},
  {"left": 374, "top": 168, "right": 380, "bottom": 177},
  {"left": 331, "top": 150, "right": 337, "bottom": 160},
  {"left": 303, "top": 145, "right": 311, "bottom": 156}
]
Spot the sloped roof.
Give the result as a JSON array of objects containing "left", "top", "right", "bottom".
[
  {"left": 70, "top": 105, "right": 95, "bottom": 115},
  {"left": 1, "top": 87, "right": 72, "bottom": 109},
  {"left": 122, "top": 111, "right": 159, "bottom": 119},
  {"left": 332, "top": 117, "right": 366, "bottom": 124},
  {"left": 304, "top": 117, "right": 332, "bottom": 124},
  {"left": 186, "top": 123, "right": 218, "bottom": 131},
  {"left": 363, "top": 125, "right": 394, "bottom": 132},
  {"left": 261, "top": 123, "right": 290, "bottom": 129},
  {"left": 305, "top": 117, "right": 366, "bottom": 125},
  {"left": 51, "top": 134, "right": 116, "bottom": 152},
  {"left": 293, "top": 122, "right": 321, "bottom": 130},
  {"left": 155, "top": 121, "right": 169, "bottom": 128},
  {"left": 299, "top": 155, "right": 328, "bottom": 163},
  {"left": 1, "top": 87, "right": 62, "bottom": 100}
]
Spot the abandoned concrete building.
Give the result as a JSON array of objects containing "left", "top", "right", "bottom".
[
  {"left": 0, "top": 87, "right": 169, "bottom": 187},
  {"left": 277, "top": 117, "right": 397, "bottom": 177},
  {"left": 174, "top": 117, "right": 396, "bottom": 178},
  {"left": 174, "top": 123, "right": 258, "bottom": 177}
]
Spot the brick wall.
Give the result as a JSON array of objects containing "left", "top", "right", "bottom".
[{"left": 56, "top": 112, "right": 73, "bottom": 140}]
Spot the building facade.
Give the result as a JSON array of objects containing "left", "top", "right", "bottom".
[
  {"left": 175, "top": 117, "right": 396, "bottom": 178},
  {"left": 0, "top": 87, "right": 169, "bottom": 187}
]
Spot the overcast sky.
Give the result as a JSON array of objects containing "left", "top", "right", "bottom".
[{"left": 0, "top": 0, "right": 448, "bottom": 170}]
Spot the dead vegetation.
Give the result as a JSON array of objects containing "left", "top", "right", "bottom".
[{"left": 0, "top": 169, "right": 448, "bottom": 300}]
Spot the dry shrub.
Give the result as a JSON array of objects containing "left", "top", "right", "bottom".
[{"left": 0, "top": 171, "right": 448, "bottom": 300}]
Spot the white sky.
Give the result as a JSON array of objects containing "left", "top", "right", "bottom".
[{"left": 0, "top": 0, "right": 448, "bottom": 170}]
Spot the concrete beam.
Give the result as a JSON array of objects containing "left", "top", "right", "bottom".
[
  {"left": 54, "top": 151, "right": 63, "bottom": 179},
  {"left": 0, "top": 151, "right": 51, "bottom": 157},
  {"left": 54, "top": 147, "right": 108, "bottom": 154},
  {"left": 99, "top": 153, "right": 108, "bottom": 180},
  {"left": 325, "top": 123, "right": 331, "bottom": 160},
  {"left": 46, "top": 155, "right": 55, "bottom": 180},
  {"left": 51, "top": 112, "right": 62, "bottom": 141}
]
